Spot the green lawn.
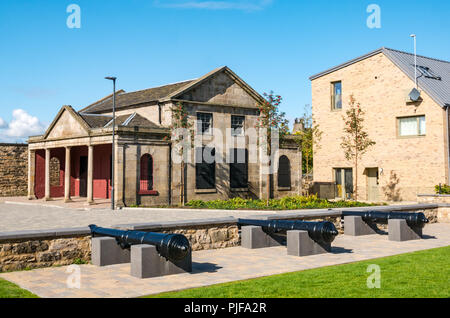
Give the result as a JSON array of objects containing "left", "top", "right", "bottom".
[
  {"left": 147, "top": 246, "right": 450, "bottom": 298},
  {"left": 0, "top": 278, "right": 38, "bottom": 298}
]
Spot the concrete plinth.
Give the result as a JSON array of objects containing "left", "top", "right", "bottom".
[
  {"left": 287, "top": 230, "right": 330, "bottom": 256},
  {"left": 344, "top": 216, "right": 377, "bottom": 236},
  {"left": 91, "top": 237, "right": 130, "bottom": 266},
  {"left": 241, "top": 226, "right": 283, "bottom": 249},
  {"left": 388, "top": 219, "right": 422, "bottom": 242},
  {"left": 130, "top": 245, "right": 192, "bottom": 279}
]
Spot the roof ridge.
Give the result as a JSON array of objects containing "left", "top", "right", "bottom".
[
  {"left": 120, "top": 79, "right": 196, "bottom": 96},
  {"left": 383, "top": 47, "right": 450, "bottom": 65}
]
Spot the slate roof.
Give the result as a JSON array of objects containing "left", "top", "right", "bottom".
[
  {"left": 81, "top": 80, "right": 195, "bottom": 114},
  {"left": 309, "top": 47, "right": 450, "bottom": 107},
  {"left": 79, "top": 113, "right": 112, "bottom": 128},
  {"left": 103, "top": 113, "right": 161, "bottom": 129}
]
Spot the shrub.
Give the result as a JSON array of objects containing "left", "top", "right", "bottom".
[
  {"left": 185, "top": 195, "right": 380, "bottom": 210},
  {"left": 435, "top": 184, "right": 450, "bottom": 194}
]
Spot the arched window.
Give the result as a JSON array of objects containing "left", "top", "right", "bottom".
[
  {"left": 50, "top": 157, "right": 61, "bottom": 187},
  {"left": 140, "top": 154, "right": 153, "bottom": 191},
  {"left": 278, "top": 155, "right": 291, "bottom": 188}
]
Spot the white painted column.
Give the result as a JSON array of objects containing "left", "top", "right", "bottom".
[
  {"left": 44, "top": 148, "right": 51, "bottom": 201},
  {"left": 27, "top": 149, "right": 36, "bottom": 200},
  {"left": 64, "top": 146, "right": 72, "bottom": 202},
  {"left": 87, "top": 145, "right": 94, "bottom": 204}
]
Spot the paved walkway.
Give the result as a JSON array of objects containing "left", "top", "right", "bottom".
[
  {"left": 1, "top": 223, "right": 449, "bottom": 298},
  {"left": 0, "top": 201, "right": 277, "bottom": 232}
]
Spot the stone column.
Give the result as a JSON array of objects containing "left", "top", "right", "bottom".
[
  {"left": 44, "top": 148, "right": 51, "bottom": 201},
  {"left": 64, "top": 146, "right": 72, "bottom": 202},
  {"left": 27, "top": 149, "right": 36, "bottom": 200},
  {"left": 114, "top": 144, "right": 125, "bottom": 208},
  {"left": 87, "top": 145, "right": 94, "bottom": 204}
]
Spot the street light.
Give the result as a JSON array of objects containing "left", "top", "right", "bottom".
[
  {"left": 410, "top": 34, "right": 417, "bottom": 88},
  {"left": 105, "top": 76, "right": 117, "bottom": 211}
]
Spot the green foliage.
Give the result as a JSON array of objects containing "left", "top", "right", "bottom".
[
  {"left": 435, "top": 184, "right": 450, "bottom": 194},
  {"left": 147, "top": 246, "right": 450, "bottom": 298},
  {"left": 185, "top": 195, "right": 380, "bottom": 210},
  {"left": 73, "top": 258, "right": 88, "bottom": 265},
  {"left": 293, "top": 109, "right": 323, "bottom": 174},
  {"left": 0, "top": 278, "right": 38, "bottom": 298}
]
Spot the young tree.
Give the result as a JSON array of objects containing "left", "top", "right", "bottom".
[
  {"left": 255, "top": 92, "right": 290, "bottom": 205},
  {"left": 293, "top": 108, "right": 323, "bottom": 175},
  {"left": 168, "top": 102, "right": 193, "bottom": 206},
  {"left": 340, "top": 95, "right": 376, "bottom": 200}
]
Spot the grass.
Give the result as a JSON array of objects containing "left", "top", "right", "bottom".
[
  {"left": 0, "top": 278, "right": 38, "bottom": 298},
  {"left": 146, "top": 246, "right": 450, "bottom": 298}
]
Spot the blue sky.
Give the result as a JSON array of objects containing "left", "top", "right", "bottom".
[{"left": 0, "top": 0, "right": 449, "bottom": 142}]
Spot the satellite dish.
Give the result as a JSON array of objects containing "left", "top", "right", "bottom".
[{"left": 408, "top": 88, "right": 421, "bottom": 102}]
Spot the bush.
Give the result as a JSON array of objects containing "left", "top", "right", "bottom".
[
  {"left": 185, "top": 195, "right": 380, "bottom": 210},
  {"left": 435, "top": 184, "right": 450, "bottom": 194}
]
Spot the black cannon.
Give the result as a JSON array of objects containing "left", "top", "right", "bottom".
[
  {"left": 238, "top": 219, "right": 339, "bottom": 249},
  {"left": 89, "top": 225, "right": 191, "bottom": 263},
  {"left": 341, "top": 211, "right": 429, "bottom": 234}
]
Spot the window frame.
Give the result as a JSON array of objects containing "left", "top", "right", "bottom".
[
  {"left": 139, "top": 154, "right": 158, "bottom": 195},
  {"left": 231, "top": 115, "right": 245, "bottom": 137},
  {"left": 197, "top": 112, "right": 213, "bottom": 136},
  {"left": 397, "top": 115, "right": 426, "bottom": 138},
  {"left": 331, "top": 81, "right": 342, "bottom": 111}
]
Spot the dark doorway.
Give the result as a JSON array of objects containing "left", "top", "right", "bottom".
[{"left": 79, "top": 156, "right": 88, "bottom": 197}]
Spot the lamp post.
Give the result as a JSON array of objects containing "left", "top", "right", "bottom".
[
  {"left": 410, "top": 34, "right": 417, "bottom": 88},
  {"left": 105, "top": 76, "right": 117, "bottom": 210}
]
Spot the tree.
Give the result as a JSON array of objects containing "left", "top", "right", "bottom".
[
  {"left": 293, "top": 108, "right": 323, "bottom": 175},
  {"left": 255, "top": 92, "right": 290, "bottom": 205},
  {"left": 340, "top": 95, "right": 376, "bottom": 200},
  {"left": 168, "top": 102, "right": 193, "bottom": 206}
]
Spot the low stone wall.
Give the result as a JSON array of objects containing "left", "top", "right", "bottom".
[
  {"left": 417, "top": 194, "right": 450, "bottom": 204},
  {"left": 0, "top": 143, "right": 28, "bottom": 197}
]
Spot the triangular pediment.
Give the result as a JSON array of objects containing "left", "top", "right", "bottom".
[
  {"left": 170, "top": 67, "right": 265, "bottom": 108},
  {"left": 44, "top": 106, "right": 90, "bottom": 139}
]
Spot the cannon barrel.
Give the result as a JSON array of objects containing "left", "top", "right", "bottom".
[
  {"left": 341, "top": 211, "right": 429, "bottom": 228},
  {"left": 238, "top": 219, "right": 339, "bottom": 245},
  {"left": 89, "top": 225, "right": 190, "bottom": 262}
]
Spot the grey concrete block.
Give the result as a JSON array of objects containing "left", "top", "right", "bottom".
[
  {"left": 241, "top": 226, "right": 283, "bottom": 249},
  {"left": 388, "top": 219, "right": 421, "bottom": 242},
  {"left": 344, "top": 216, "right": 377, "bottom": 236},
  {"left": 287, "top": 230, "right": 329, "bottom": 257},
  {"left": 91, "top": 237, "right": 130, "bottom": 266},
  {"left": 130, "top": 244, "right": 192, "bottom": 279}
]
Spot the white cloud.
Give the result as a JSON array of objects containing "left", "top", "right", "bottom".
[
  {"left": 0, "top": 109, "right": 46, "bottom": 142},
  {"left": 0, "top": 117, "right": 7, "bottom": 129},
  {"left": 154, "top": 0, "right": 273, "bottom": 11}
]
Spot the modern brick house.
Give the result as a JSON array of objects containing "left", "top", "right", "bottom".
[
  {"left": 27, "top": 67, "right": 301, "bottom": 207},
  {"left": 310, "top": 47, "right": 450, "bottom": 202}
]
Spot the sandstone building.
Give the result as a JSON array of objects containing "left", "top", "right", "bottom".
[
  {"left": 310, "top": 47, "right": 450, "bottom": 202},
  {"left": 27, "top": 67, "right": 301, "bottom": 206}
]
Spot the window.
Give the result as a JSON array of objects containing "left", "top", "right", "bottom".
[
  {"left": 197, "top": 113, "right": 213, "bottom": 135},
  {"left": 231, "top": 116, "right": 245, "bottom": 136},
  {"left": 398, "top": 116, "right": 426, "bottom": 137},
  {"left": 332, "top": 81, "right": 342, "bottom": 110},
  {"left": 140, "top": 154, "right": 153, "bottom": 191},
  {"left": 277, "top": 156, "right": 291, "bottom": 188},
  {"left": 196, "top": 147, "right": 216, "bottom": 189},
  {"left": 417, "top": 66, "right": 441, "bottom": 80},
  {"left": 335, "top": 168, "right": 353, "bottom": 200},
  {"left": 230, "top": 149, "right": 248, "bottom": 189}
]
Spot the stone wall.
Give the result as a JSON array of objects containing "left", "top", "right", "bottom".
[
  {"left": 0, "top": 144, "right": 28, "bottom": 197},
  {"left": 0, "top": 236, "right": 91, "bottom": 272}
]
